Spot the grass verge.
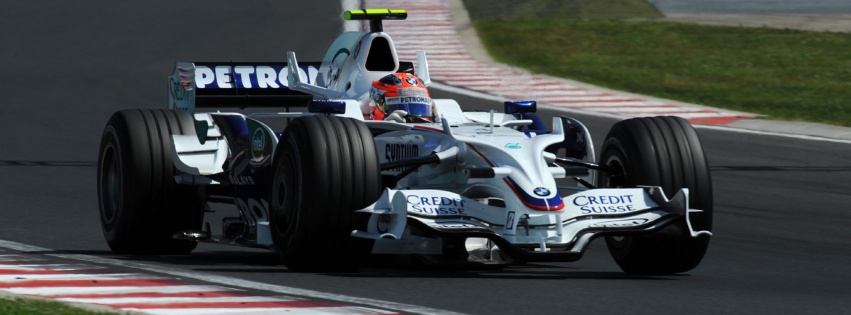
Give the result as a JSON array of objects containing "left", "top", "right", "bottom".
[{"left": 467, "top": 3, "right": 851, "bottom": 126}]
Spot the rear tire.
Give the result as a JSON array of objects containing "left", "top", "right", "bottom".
[
  {"left": 270, "top": 116, "right": 381, "bottom": 272},
  {"left": 98, "top": 109, "right": 205, "bottom": 254},
  {"left": 597, "top": 116, "right": 713, "bottom": 274}
]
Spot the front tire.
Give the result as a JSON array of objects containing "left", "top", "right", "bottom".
[
  {"left": 98, "top": 109, "right": 205, "bottom": 254},
  {"left": 270, "top": 116, "right": 381, "bottom": 272},
  {"left": 598, "top": 116, "right": 713, "bottom": 275}
]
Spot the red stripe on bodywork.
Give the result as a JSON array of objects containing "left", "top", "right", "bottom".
[
  {"left": 502, "top": 178, "right": 565, "bottom": 212},
  {"left": 412, "top": 125, "right": 445, "bottom": 133},
  {"left": 466, "top": 144, "right": 495, "bottom": 167},
  {"left": 467, "top": 144, "right": 563, "bottom": 211}
]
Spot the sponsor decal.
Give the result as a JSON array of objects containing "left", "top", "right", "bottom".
[
  {"left": 406, "top": 195, "right": 466, "bottom": 216},
  {"left": 169, "top": 63, "right": 195, "bottom": 107},
  {"left": 405, "top": 76, "right": 418, "bottom": 86},
  {"left": 504, "top": 177, "right": 565, "bottom": 211},
  {"left": 431, "top": 223, "right": 479, "bottom": 229},
  {"left": 385, "top": 143, "right": 419, "bottom": 161},
  {"left": 504, "top": 143, "right": 521, "bottom": 149},
  {"left": 169, "top": 77, "right": 189, "bottom": 101},
  {"left": 177, "top": 65, "right": 195, "bottom": 89},
  {"left": 397, "top": 88, "right": 428, "bottom": 96},
  {"left": 251, "top": 128, "right": 265, "bottom": 160},
  {"left": 572, "top": 195, "right": 637, "bottom": 214},
  {"left": 229, "top": 175, "right": 256, "bottom": 185},
  {"left": 385, "top": 96, "right": 432, "bottom": 105},
  {"left": 505, "top": 211, "right": 516, "bottom": 229},
  {"left": 385, "top": 143, "right": 419, "bottom": 172},
  {"left": 533, "top": 187, "right": 550, "bottom": 196},
  {"left": 194, "top": 65, "right": 315, "bottom": 89},
  {"left": 589, "top": 218, "right": 649, "bottom": 228},
  {"left": 234, "top": 197, "right": 269, "bottom": 220},
  {"left": 472, "top": 133, "right": 526, "bottom": 138}
]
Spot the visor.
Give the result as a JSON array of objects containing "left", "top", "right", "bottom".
[{"left": 384, "top": 96, "right": 432, "bottom": 118}]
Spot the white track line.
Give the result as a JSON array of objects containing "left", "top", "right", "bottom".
[
  {"left": 7, "top": 285, "right": 235, "bottom": 296},
  {"left": 0, "top": 273, "right": 152, "bottom": 281},
  {"left": 57, "top": 296, "right": 296, "bottom": 305},
  {"left": 0, "top": 264, "right": 98, "bottom": 271},
  {"left": 129, "top": 307, "right": 389, "bottom": 315}
]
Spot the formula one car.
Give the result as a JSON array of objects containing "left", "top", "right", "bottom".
[{"left": 97, "top": 9, "right": 713, "bottom": 274}]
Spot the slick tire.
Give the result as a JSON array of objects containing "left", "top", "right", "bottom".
[
  {"left": 98, "top": 109, "right": 205, "bottom": 255},
  {"left": 270, "top": 116, "right": 381, "bottom": 272},
  {"left": 597, "top": 116, "right": 713, "bottom": 275}
]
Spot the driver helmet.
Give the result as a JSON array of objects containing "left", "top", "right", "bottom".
[{"left": 370, "top": 73, "right": 432, "bottom": 122}]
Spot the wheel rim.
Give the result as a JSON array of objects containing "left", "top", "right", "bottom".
[
  {"left": 602, "top": 154, "right": 627, "bottom": 189},
  {"left": 99, "top": 144, "right": 120, "bottom": 223},
  {"left": 272, "top": 155, "right": 297, "bottom": 237},
  {"left": 602, "top": 152, "right": 631, "bottom": 251}
]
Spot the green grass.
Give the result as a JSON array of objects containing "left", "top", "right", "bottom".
[
  {"left": 474, "top": 19, "right": 851, "bottom": 126},
  {"left": 0, "top": 297, "right": 116, "bottom": 315},
  {"left": 466, "top": 0, "right": 851, "bottom": 126}
]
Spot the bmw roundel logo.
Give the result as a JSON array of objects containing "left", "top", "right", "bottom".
[
  {"left": 405, "top": 76, "right": 417, "bottom": 86},
  {"left": 533, "top": 187, "right": 550, "bottom": 196}
]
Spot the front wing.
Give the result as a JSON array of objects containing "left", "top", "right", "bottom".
[{"left": 353, "top": 186, "right": 711, "bottom": 262}]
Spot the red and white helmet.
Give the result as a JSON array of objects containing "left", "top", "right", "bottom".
[{"left": 370, "top": 73, "right": 432, "bottom": 121}]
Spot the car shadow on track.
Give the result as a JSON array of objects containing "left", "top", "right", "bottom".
[
  {"left": 27, "top": 249, "right": 683, "bottom": 281},
  {"left": 26, "top": 248, "right": 281, "bottom": 269},
  {"left": 711, "top": 165, "right": 851, "bottom": 172},
  {"left": 346, "top": 257, "right": 682, "bottom": 281},
  {"left": 0, "top": 160, "right": 96, "bottom": 167}
]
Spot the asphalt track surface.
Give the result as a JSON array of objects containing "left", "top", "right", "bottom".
[{"left": 1, "top": 1, "right": 850, "bottom": 314}]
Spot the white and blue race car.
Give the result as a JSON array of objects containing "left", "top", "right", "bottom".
[{"left": 97, "top": 9, "right": 712, "bottom": 274}]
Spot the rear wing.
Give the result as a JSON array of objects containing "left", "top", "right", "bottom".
[
  {"left": 168, "top": 8, "right": 418, "bottom": 113},
  {"left": 168, "top": 61, "right": 321, "bottom": 113},
  {"left": 169, "top": 60, "right": 416, "bottom": 113}
]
